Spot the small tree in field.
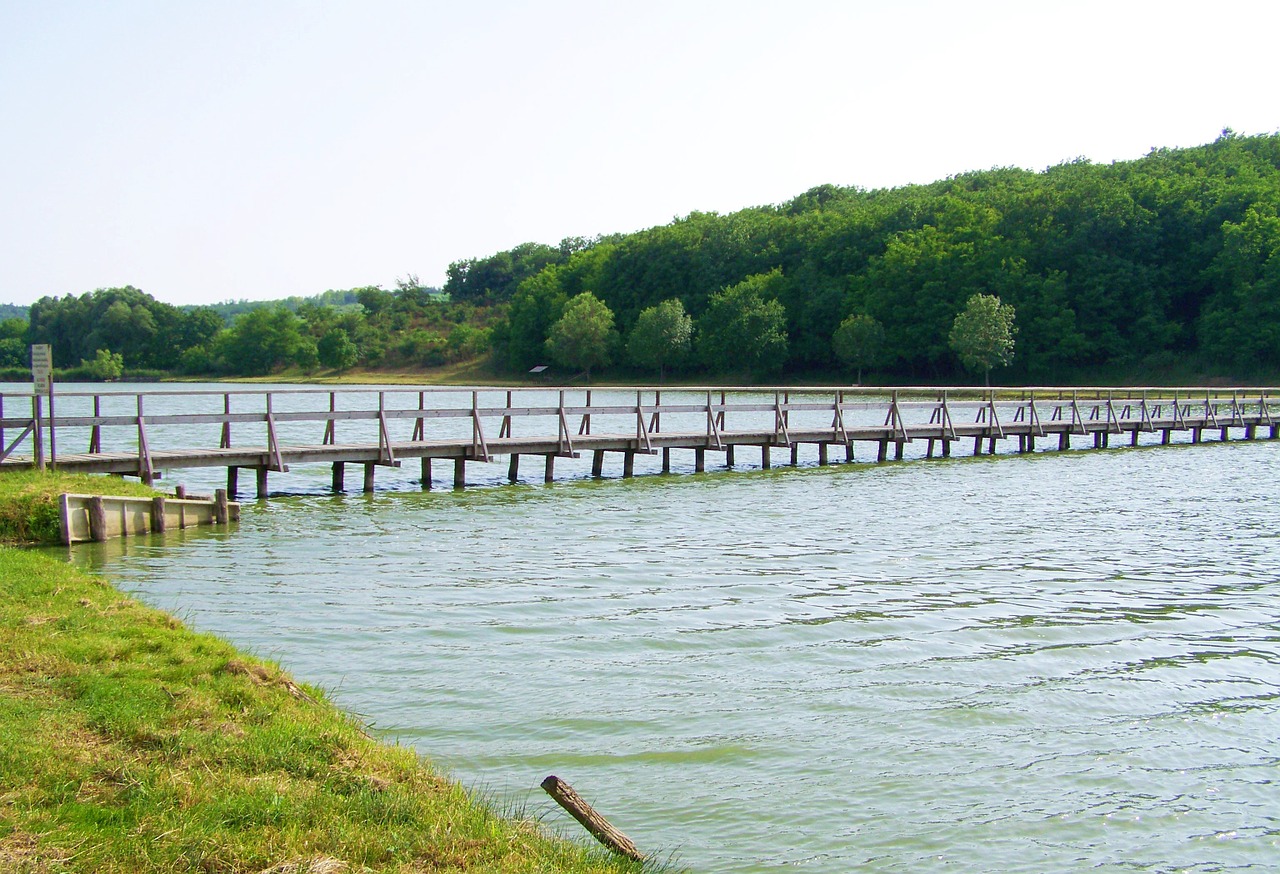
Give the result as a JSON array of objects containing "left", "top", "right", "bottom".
[
  {"left": 545, "top": 292, "right": 617, "bottom": 379},
  {"left": 948, "top": 293, "right": 1016, "bottom": 385},
  {"left": 629, "top": 298, "right": 692, "bottom": 381},
  {"left": 832, "top": 313, "right": 885, "bottom": 384}
]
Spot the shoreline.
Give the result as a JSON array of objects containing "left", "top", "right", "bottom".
[{"left": 0, "top": 471, "right": 657, "bottom": 873}]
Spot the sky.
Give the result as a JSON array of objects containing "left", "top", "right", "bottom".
[{"left": 1, "top": 0, "right": 1277, "bottom": 308}]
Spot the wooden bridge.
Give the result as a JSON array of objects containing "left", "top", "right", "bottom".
[{"left": 1, "top": 386, "right": 1276, "bottom": 497}]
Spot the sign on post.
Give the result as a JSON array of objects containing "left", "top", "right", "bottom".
[
  {"left": 30, "top": 344, "right": 54, "bottom": 468},
  {"left": 31, "top": 344, "right": 52, "bottom": 395}
]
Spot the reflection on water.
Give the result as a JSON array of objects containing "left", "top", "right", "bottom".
[{"left": 64, "top": 439, "right": 1280, "bottom": 872}]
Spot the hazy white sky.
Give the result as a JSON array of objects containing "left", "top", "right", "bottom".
[{"left": 1, "top": 0, "right": 1276, "bottom": 307}]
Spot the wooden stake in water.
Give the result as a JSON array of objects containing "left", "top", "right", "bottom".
[{"left": 540, "top": 775, "right": 645, "bottom": 862}]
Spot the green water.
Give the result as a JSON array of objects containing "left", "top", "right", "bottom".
[{"left": 69, "top": 439, "right": 1280, "bottom": 872}]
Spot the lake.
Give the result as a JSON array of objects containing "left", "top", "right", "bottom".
[{"left": 45, "top": 384, "right": 1280, "bottom": 872}]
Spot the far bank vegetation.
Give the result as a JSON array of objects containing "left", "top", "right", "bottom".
[{"left": 5, "top": 131, "right": 1279, "bottom": 386}]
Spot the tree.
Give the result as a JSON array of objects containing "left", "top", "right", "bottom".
[
  {"left": 545, "top": 292, "right": 617, "bottom": 378},
  {"left": 628, "top": 298, "right": 692, "bottom": 380},
  {"left": 215, "top": 307, "right": 311, "bottom": 376},
  {"left": 81, "top": 348, "right": 124, "bottom": 381},
  {"left": 317, "top": 328, "right": 360, "bottom": 370},
  {"left": 499, "top": 270, "right": 568, "bottom": 370},
  {"left": 948, "top": 293, "right": 1016, "bottom": 385},
  {"left": 832, "top": 314, "right": 885, "bottom": 383},
  {"left": 697, "top": 270, "right": 789, "bottom": 376}
]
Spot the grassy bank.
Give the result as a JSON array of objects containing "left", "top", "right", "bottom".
[{"left": 0, "top": 472, "right": 655, "bottom": 873}]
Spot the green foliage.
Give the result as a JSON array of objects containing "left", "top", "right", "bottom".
[
  {"left": 500, "top": 271, "right": 569, "bottom": 370},
  {"left": 0, "top": 316, "right": 27, "bottom": 341},
  {"left": 1197, "top": 204, "right": 1280, "bottom": 372},
  {"left": 628, "top": 298, "right": 693, "bottom": 379},
  {"left": 445, "top": 242, "right": 564, "bottom": 304},
  {"left": 215, "top": 307, "right": 311, "bottom": 376},
  {"left": 80, "top": 348, "right": 125, "bottom": 381},
  {"left": 832, "top": 314, "right": 885, "bottom": 382},
  {"left": 446, "top": 323, "right": 491, "bottom": 361},
  {"left": 469, "top": 132, "right": 1280, "bottom": 382},
  {"left": 697, "top": 270, "right": 789, "bottom": 376},
  {"left": 545, "top": 292, "right": 617, "bottom": 378},
  {"left": 948, "top": 293, "right": 1017, "bottom": 383},
  {"left": 0, "top": 337, "right": 25, "bottom": 368},
  {"left": 317, "top": 329, "right": 360, "bottom": 371}
]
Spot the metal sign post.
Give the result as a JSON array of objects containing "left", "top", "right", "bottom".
[{"left": 30, "top": 344, "right": 53, "bottom": 470}]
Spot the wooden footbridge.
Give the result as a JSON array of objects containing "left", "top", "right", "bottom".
[{"left": 1, "top": 386, "right": 1276, "bottom": 497}]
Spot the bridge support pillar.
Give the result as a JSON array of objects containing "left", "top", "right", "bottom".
[
  {"left": 453, "top": 457, "right": 466, "bottom": 489},
  {"left": 508, "top": 454, "right": 520, "bottom": 483},
  {"left": 1059, "top": 432, "right": 1070, "bottom": 451},
  {"left": 661, "top": 447, "right": 670, "bottom": 473},
  {"left": 877, "top": 440, "right": 888, "bottom": 463},
  {"left": 1191, "top": 427, "right": 1202, "bottom": 444},
  {"left": 227, "top": 466, "right": 238, "bottom": 497},
  {"left": 818, "top": 443, "right": 828, "bottom": 465},
  {"left": 363, "top": 462, "right": 375, "bottom": 493},
  {"left": 544, "top": 455, "right": 555, "bottom": 483},
  {"left": 1271, "top": 424, "right": 1278, "bottom": 439},
  {"left": 1130, "top": 429, "right": 1140, "bottom": 447},
  {"left": 790, "top": 444, "right": 799, "bottom": 465},
  {"left": 895, "top": 440, "right": 905, "bottom": 461},
  {"left": 760, "top": 445, "right": 770, "bottom": 469},
  {"left": 1246, "top": 424, "right": 1257, "bottom": 440},
  {"left": 846, "top": 443, "right": 854, "bottom": 462},
  {"left": 1161, "top": 429, "right": 1171, "bottom": 445},
  {"left": 1220, "top": 426, "right": 1230, "bottom": 442},
  {"left": 725, "top": 445, "right": 734, "bottom": 467},
  {"left": 256, "top": 467, "right": 268, "bottom": 499},
  {"left": 421, "top": 457, "right": 432, "bottom": 490},
  {"left": 941, "top": 439, "right": 951, "bottom": 458},
  {"left": 591, "top": 450, "right": 605, "bottom": 477},
  {"left": 927, "top": 438, "right": 935, "bottom": 458},
  {"left": 1027, "top": 435, "right": 1035, "bottom": 452},
  {"left": 695, "top": 448, "right": 705, "bottom": 472},
  {"left": 972, "top": 436, "right": 982, "bottom": 456},
  {"left": 1093, "top": 431, "right": 1103, "bottom": 449},
  {"left": 332, "top": 462, "right": 344, "bottom": 492},
  {"left": 622, "top": 451, "right": 635, "bottom": 478}
]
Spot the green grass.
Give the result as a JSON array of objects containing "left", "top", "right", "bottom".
[{"left": 0, "top": 473, "right": 665, "bottom": 873}]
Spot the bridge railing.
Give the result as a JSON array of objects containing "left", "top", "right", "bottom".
[{"left": 2, "top": 385, "right": 1278, "bottom": 473}]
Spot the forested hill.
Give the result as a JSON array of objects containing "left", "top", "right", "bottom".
[{"left": 450, "top": 131, "right": 1280, "bottom": 382}]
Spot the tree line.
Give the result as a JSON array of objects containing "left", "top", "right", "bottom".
[
  {"left": 5, "top": 130, "right": 1278, "bottom": 384},
  {"left": 7, "top": 280, "right": 490, "bottom": 378},
  {"left": 458, "top": 130, "right": 1280, "bottom": 382}
]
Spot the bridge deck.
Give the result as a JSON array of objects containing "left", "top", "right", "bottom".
[{"left": 2, "top": 385, "right": 1275, "bottom": 495}]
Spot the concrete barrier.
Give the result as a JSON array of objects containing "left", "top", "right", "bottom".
[{"left": 59, "top": 490, "right": 240, "bottom": 544}]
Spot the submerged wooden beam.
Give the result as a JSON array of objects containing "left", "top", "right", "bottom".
[{"left": 540, "top": 775, "right": 645, "bottom": 862}]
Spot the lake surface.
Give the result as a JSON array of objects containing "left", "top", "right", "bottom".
[{"left": 49, "top": 385, "right": 1280, "bottom": 872}]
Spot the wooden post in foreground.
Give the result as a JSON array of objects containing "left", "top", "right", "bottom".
[
  {"left": 88, "top": 496, "right": 108, "bottom": 542},
  {"left": 540, "top": 775, "right": 645, "bottom": 862}
]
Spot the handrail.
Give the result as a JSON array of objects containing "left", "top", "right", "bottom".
[{"left": 1, "top": 386, "right": 1276, "bottom": 479}]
